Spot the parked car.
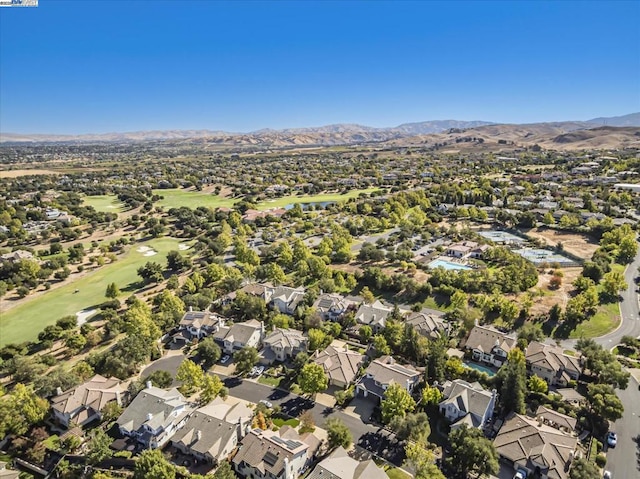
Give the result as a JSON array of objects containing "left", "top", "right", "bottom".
[
  {"left": 220, "top": 355, "right": 230, "bottom": 364},
  {"left": 603, "top": 471, "right": 612, "bottom": 479},
  {"left": 259, "top": 399, "right": 273, "bottom": 408},
  {"left": 513, "top": 468, "right": 528, "bottom": 479},
  {"left": 254, "top": 365, "right": 265, "bottom": 376},
  {"left": 607, "top": 431, "right": 617, "bottom": 447}
]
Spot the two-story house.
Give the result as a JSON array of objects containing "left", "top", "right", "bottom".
[
  {"left": 494, "top": 413, "right": 578, "bottom": 479},
  {"left": 306, "top": 446, "right": 387, "bottom": 479},
  {"left": 405, "top": 309, "right": 448, "bottom": 340},
  {"left": 171, "top": 397, "right": 253, "bottom": 465},
  {"left": 232, "top": 426, "right": 321, "bottom": 479},
  {"left": 261, "top": 328, "right": 308, "bottom": 364},
  {"left": 116, "top": 384, "right": 193, "bottom": 449},
  {"left": 355, "top": 356, "right": 420, "bottom": 401},
  {"left": 438, "top": 379, "right": 497, "bottom": 430},
  {"left": 354, "top": 300, "right": 393, "bottom": 333},
  {"left": 214, "top": 319, "right": 265, "bottom": 354},
  {"left": 51, "top": 375, "right": 125, "bottom": 428},
  {"left": 525, "top": 342, "right": 582, "bottom": 386},
  {"left": 270, "top": 286, "right": 306, "bottom": 315},
  {"left": 464, "top": 325, "right": 517, "bottom": 367},
  {"left": 312, "top": 293, "right": 358, "bottom": 321},
  {"left": 173, "top": 309, "right": 225, "bottom": 344},
  {"left": 313, "top": 345, "right": 366, "bottom": 388}
]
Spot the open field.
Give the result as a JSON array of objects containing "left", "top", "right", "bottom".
[
  {"left": 152, "top": 188, "right": 237, "bottom": 209},
  {"left": 0, "top": 237, "right": 186, "bottom": 346},
  {"left": 83, "top": 194, "right": 127, "bottom": 213},
  {"left": 524, "top": 227, "right": 598, "bottom": 260},
  {"left": 569, "top": 301, "right": 620, "bottom": 339},
  {"left": 0, "top": 169, "right": 62, "bottom": 178},
  {"left": 257, "top": 188, "right": 380, "bottom": 210}
]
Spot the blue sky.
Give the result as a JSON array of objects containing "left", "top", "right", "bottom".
[{"left": 1, "top": 1, "right": 639, "bottom": 133}]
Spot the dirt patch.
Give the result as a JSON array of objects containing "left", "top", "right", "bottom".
[
  {"left": 525, "top": 228, "right": 598, "bottom": 260},
  {"left": 0, "top": 169, "right": 62, "bottom": 178},
  {"left": 529, "top": 266, "right": 582, "bottom": 316}
]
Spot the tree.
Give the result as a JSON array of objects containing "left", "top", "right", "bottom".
[
  {"left": 499, "top": 348, "right": 527, "bottom": 414},
  {"left": 198, "top": 337, "right": 222, "bottom": 370},
  {"left": 0, "top": 383, "right": 49, "bottom": 436},
  {"left": 359, "top": 325, "right": 372, "bottom": 343},
  {"left": 176, "top": 359, "right": 204, "bottom": 395},
  {"left": 446, "top": 425, "right": 499, "bottom": 479},
  {"left": 586, "top": 383, "right": 624, "bottom": 422},
  {"left": 298, "top": 363, "right": 328, "bottom": 395},
  {"left": 123, "top": 299, "right": 161, "bottom": 340},
  {"left": 361, "top": 286, "right": 375, "bottom": 304},
  {"left": 421, "top": 383, "right": 443, "bottom": 406},
  {"left": 87, "top": 428, "right": 113, "bottom": 465},
  {"left": 601, "top": 270, "right": 627, "bottom": 299},
  {"left": 105, "top": 282, "right": 120, "bottom": 299},
  {"left": 65, "top": 334, "right": 87, "bottom": 354},
  {"left": 381, "top": 382, "right": 416, "bottom": 424},
  {"left": 137, "top": 261, "right": 164, "bottom": 283},
  {"left": 576, "top": 338, "right": 630, "bottom": 389},
  {"left": 166, "top": 250, "right": 192, "bottom": 272},
  {"left": 618, "top": 235, "right": 638, "bottom": 264},
  {"left": 234, "top": 347, "right": 260, "bottom": 376},
  {"left": 425, "top": 336, "right": 447, "bottom": 383},
  {"left": 307, "top": 328, "right": 328, "bottom": 352},
  {"left": 405, "top": 442, "right": 445, "bottom": 479},
  {"left": 213, "top": 461, "right": 238, "bottom": 479},
  {"left": 134, "top": 449, "right": 176, "bottom": 479},
  {"left": 528, "top": 374, "right": 548, "bottom": 394},
  {"left": 200, "top": 374, "right": 227, "bottom": 404},
  {"left": 569, "top": 458, "right": 600, "bottom": 479},
  {"left": 143, "top": 370, "right": 174, "bottom": 388},
  {"left": 390, "top": 412, "right": 431, "bottom": 443},
  {"left": 326, "top": 418, "right": 352, "bottom": 449},
  {"left": 517, "top": 322, "right": 544, "bottom": 346},
  {"left": 372, "top": 335, "right": 391, "bottom": 357}
]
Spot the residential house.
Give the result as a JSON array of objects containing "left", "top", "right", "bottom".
[
  {"left": 525, "top": 342, "right": 582, "bottom": 386},
  {"left": 355, "top": 356, "right": 420, "bottom": 400},
  {"left": 313, "top": 345, "right": 366, "bottom": 388},
  {"left": 405, "top": 309, "right": 447, "bottom": 340},
  {"left": 0, "top": 250, "right": 35, "bottom": 263},
  {"left": 173, "top": 309, "right": 225, "bottom": 344},
  {"left": 313, "top": 293, "right": 358, "bottom": 321},
  {"left": 116, "top": 384, "right": 193, "bottom": 449},
  {"left": 0, "top": 462, "right": 19, "bottom": 479},
  {"left": 438, "top": 379, "right": 496, "bottom": 430},
  {"left": 493, "top": 413, "right": 577, "bottom": 479},
  {"left": 445, "top": 241, "right": 483, "bottom": 259},
  {"left": 306, "top": 446, "right": 387, "bottom": 479},
  {"left": 214, "top": 319, "right": 265, "bottom": 354},
  {"left": 270, "top": 286, "right": 306, "bottom": 315},
  {"left": 535, "top": 406, "right": 577, "bottom": 434},
  {"left": 464, "top": 325, "right": 517, "bottom": 367},
  {"left": 232, "top": 426, "right": 321, "bottom": 479},
  {"left": 171, "top": 398, "right": 253, "bottom": 465},
  {"left": 51, "top": 375, "right": 125, "bottom": 428},
  {"left": 354, "top": 300, "right": 393, "bottom": 333},
  {"left": 261, "top": 328, "right": 308, "bottom": 364}
]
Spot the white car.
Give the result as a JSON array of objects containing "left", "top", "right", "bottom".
[
  {"left": 603, "top": 471, "right": 612, "bottom": 479},
  {"left": 220, "top": 355, "right": 230, "bottom": 364},
  {"left": 607, "top": 431, "right": 617, "bottom": 447},
  {"left": 259, "top": 399, "right": 272, "bottom": 408}
]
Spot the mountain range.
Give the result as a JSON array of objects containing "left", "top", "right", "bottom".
[{"left": 1, "top": 113, "right": 639, "bottom": 149}]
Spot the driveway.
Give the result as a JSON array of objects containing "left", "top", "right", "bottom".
[
  {"left": 140, "top": 352, "right": 185, "bottom": 380},
  {"left": 343, "top": 396, "right": 376, "bottom": 422}
]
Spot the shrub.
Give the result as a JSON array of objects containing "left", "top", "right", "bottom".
[{"left": 595, "top": 453, "right": 606, "bottom": 468}]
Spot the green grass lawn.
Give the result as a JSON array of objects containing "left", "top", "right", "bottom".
[
  {"left": 258, "top": 376, "right": 282, "bottom": 387},
  {"left": 569, "top": 301, "right": 620, "bottom": 339},
  {"left": 153, "top": 189, "right": 237, "bottom": 209},
  {"left": 0, "top": 237, "right": 186, "bottom": 346},
  {"left": 385, "top": 468, "right": 412, "bottom": 479},
  {"left": 257, "top": 188, "right": 379, "bottom": 210},
  {"left": 272, "top": 417, "right": 300, "bottom": 428},
  {"left": 83, "top": 194, "right": 126, "bottom": 213}
]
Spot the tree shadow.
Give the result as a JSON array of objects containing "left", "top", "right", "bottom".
[{"left": 634, "top": 434, "right": 640, "bottom": 470}]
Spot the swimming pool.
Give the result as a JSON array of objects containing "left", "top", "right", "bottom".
[
  {"left": 428, "top": 259, "right": 472, "bottom": 271},
  {"left": 463, "top": 360, "right": 496, "bottom": 376}
]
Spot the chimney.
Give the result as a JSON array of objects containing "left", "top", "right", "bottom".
[
  {"left": 55, "top": 387, "right": 63, "bottom": 396},
  {"left": 146, "top": 380, "right": 153, "bottom": 389},
  {"left": 283, "top": 457, "right": 292, "bottom": 479},
  {"left": 146, "top": 413, "right": 153, "bottom": 421},
  {"left": 189, "top": 306, "right": 193, "bottom": 312},
  {"left": 115, "top": 391, "right": 122, "bottom": 406},
  {"left": 196, "top": 430, "right": 202, "bottom": 442}
]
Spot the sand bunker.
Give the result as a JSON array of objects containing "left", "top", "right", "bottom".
[
  {"left": 178, "top": 243, "right": 190, "bottom": 251},
  {"left": 136, "top": 246, "right": 158, "bottom": 256},
  {"left": 76, "top": 308, "right": 97, "bottom": 326}
]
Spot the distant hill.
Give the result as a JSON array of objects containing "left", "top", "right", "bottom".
[
  {"left": 587, "top": 112, "right": 640, "bottom": 127},
  {"left": 393, "top": 120, "right": 494, "bottom": 135}
]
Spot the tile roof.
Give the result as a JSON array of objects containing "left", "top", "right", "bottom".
[
  {"left": 361, "top": 356, "right": 419, "bottom": 389},
  {"left": 313, "top": 345, "right": 365, "bottom": 385},
  {"left": 535, "top": 406, "right": 577, "bottom": 432},
  {"left": 214, "top": 319, "right": 263, "bottom": 345},
  {"left": 264, "top": 328, "right": 308, "bottom": 351},
  {"left": 406, "top": 310, "right": 447, "bottom": 339},
  {"left": 306, "top": 446, "right": 387, "bottom": 479},
  {"left": 526, "top": 342, "right": 582, "bottom": 378},
  {"left": 354, "top": 300, "right": 392, "bottom": 327},
  {"left": 494, "top": 413, "right": 577, "bottom": 479},
  {"left": 51, "top": 374, "right": 124, "bottom": 415}
]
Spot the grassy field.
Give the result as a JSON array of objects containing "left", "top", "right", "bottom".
[
  {"left": 385, "top": 468, "right": 411, "bottom": 479},
  {"left": 257, "top": 188, "right": 379, "bottom": 210},
  {"left": 569, "top": 301, "right": 620, "bottom": 339},
  {"left": 152, "top": 189, "right": 237, "bottom": 209},
  {"left": 83, "top": 194, "right": 127, "bottom": 213},
  {"left": 0, "top": 237, "right": 186, "bottom": 346}
]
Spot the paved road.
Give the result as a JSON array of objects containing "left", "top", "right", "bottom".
[
  {"left": 605, "top": 374, "right": 640, "bottom": 479},
  {"left": 219, "top": 375, "right": 405, "bottom": 466}
]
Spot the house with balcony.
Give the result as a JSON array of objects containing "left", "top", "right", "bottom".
[
  {"left": 525, "top": 342, "right": 582, "bottom": 386},
  {"left": 260, "top": 328, "right": 308, "bottom": 364},
  {"left": 171, "top": 397, "right": 253, "bottom": 465},
  {"left": 464, "top": 325, "right": 517, "bottom": 367},
  {"left": 438, "top": 379, "right": 496, "bottom": 430},
  {"left": 214, "top": 319, "right": 265, "bottom": 354},
  {"left": 116, "top": 384, "right": 193, "bottom": 449},
  {"left": 51, "top": 375, "right": 125, "bottom": 428},
  {"left": 355, "top": 356, "right": 420, "bottom": 401},
  {"left": 232, "top": 426, "right": 320, "bottom": 479}
]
